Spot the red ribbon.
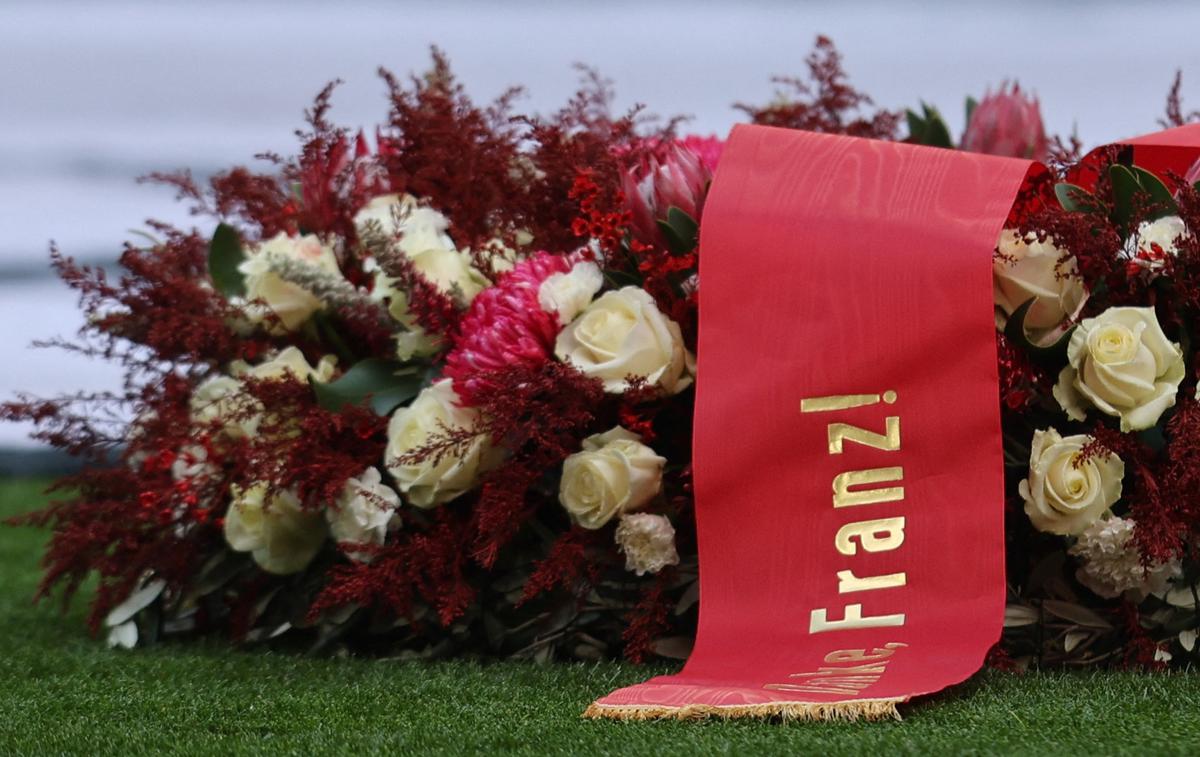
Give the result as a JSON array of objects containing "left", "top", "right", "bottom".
[{"left": 588, "top": 122, "right": 1200, "bottom": 721}]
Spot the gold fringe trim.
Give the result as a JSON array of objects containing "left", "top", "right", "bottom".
[{"left": 583, "top": 698, "right": 903, "bottom": 723}]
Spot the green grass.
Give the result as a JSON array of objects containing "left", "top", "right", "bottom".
[{"left": 1, "top": 479, "right": 1199, "bottom": 755}]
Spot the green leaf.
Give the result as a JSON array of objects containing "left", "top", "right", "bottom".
[
  {"left": 920, "top": 103, "right": 954, "bottom": 149},
  {"left": 964, "top": 95, "right": 978, "bottom": 126},
  {"left": 1108, "top": 164, "right": 1139, "bottom": 231},
  {"left": 656, "top": 206, "right": 699, "bottom": 255},
  {"left": 905, "top": 103, "right": 953, "bottom": 149},
  {"left": 1109, "top": 164, "right": 1179, "bottom": 231},
  {"left": 1130, "top": 166, "right": 1178, "bottom": 220},
  {"left": 208, "top": 223, "right": 247, "bottom": 298},
  {"left": 311, "top": 358, "right": 423, "bottom": 416},
  {"left": 1004, "top": 298, "right": 1074, "bottom": 366},
  {"left": 1054, "top": 182, "right": 1104, "bottom": 215},
  {"left": 905, "top": 108, "right": 928, "bottom": 143}
]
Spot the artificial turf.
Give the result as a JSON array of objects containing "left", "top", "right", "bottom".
[{"left": 1, "top": 478, "right": 1199, "bottom": 755}]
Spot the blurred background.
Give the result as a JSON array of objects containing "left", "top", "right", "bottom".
[{"left": 2, "top": 0, "right": 1199, "bottom": 464}]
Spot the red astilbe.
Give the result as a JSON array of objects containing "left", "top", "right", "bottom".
[
  {"left": 7, "top": 374, "right": 219, "bottom": 633},
  {"left": 518, "top": 526, "right": 608, "bottom": 605},
  {"left": 1160, "top": 70, "right": 1200, "bottom": 129},
  {"left": 84, "top": 228, "right": 256, "bottom": 366},
  {"left": 518, "top": 67, "right": 650, "bottom": 254},
  {"left": 378, "top": 49, "right": 525, "bottom": 251},
  {"left": 307, "top": 509, "right": 475, "bottom": 627},
  {"left": 467, "top": 362, "right": 606, "bottom": 566},
  {"left": 398, "top": 361, "right": 606, "bottom": 567},
  {"left": 233, "top": 376, "right": 389, "bottom": 511},
  {"left": 622, "top": 568, "right": 676, "bottom": 663},
  {"left": 735, "top": 36, "right": 900, "bottom": 140},
  {"left": 996, "top": 332, "right": 1051, "bottom": 411},
  {"left": 372, "top": 246, "right": 463, "bottom": 340}
]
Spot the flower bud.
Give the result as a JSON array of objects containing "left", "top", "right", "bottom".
[
  {"left": 961, "top": 83, "right": 1048, "bottom": 162},
  {"left": 621, "top": 141, "right": 712, "bottom": 246}
]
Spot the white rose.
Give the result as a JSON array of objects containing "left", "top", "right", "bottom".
[
  {"left": 555, "top": 287, "right": 694, "bottom": 394},
  {"left": 559, "top": 427, "right": 666, "bottom": 529},
  {"left": 224, "top": 482, "right": 326, "bottom": 575},
  {"left": 993, "top": 229, "right": 1088, "bottom": 337},
  {"left": 238, "top": 232, "right": 341, "bottom": 332},
  {"left": 193, "top": 348, "right": 337, "bottom": 438},
  {"left": 1018, "top": 428, "right": 1124, "bottom": 536},
  {"left": 356, "top": 194, "right": 488, "bottom": 304},
  {"left": 1122, "top": 215, "right": 1190, "bottom": 272},
  {"left": 384, "top": 379, "right": 497, "bottom": 507},
  {"left": 190, "top": 374, "right": 247, "bottom": 436},
  {"left": 614, "top": 513, "right": 680, "bottom": 576},
  {"left": 238, "top": 346, "right": 337, "bottom": 384},
  {"left": 327, "top": 467, "right": 401, "bottom": 562},
  {"left": 538, "top": 261, "right": 603, "bottom": 324},
  {"left": 1053, "top": 307, "right": 1184, "bottom": 432}
]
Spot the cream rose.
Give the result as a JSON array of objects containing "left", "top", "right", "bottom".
[
  {"left": 238, "top": 232, "right": 341, "bottom": 332},
  {"left": 614, "top": 513, "right": 680, "bottom": 576},
  {"left": 224, "top": 483, "right": 326, "bottom": 574},
  {"left": 384, "top": 379, "right": 497, "bottom": 508},
  {"left": 559, "top": 427, "right": 666, "bottom": 529},
  {"left": 356, "top": 194, "right": 488, "bottom": 304},
  {"left": 1053, "top": 307, "right": 1184, "bottom": 432},
  {"left": 993, "top": 229, "right": 1088, "bottom": 337},
  {"left": 189, "top": 374, "right": 247, "bottom": 436},
  {"left": 191, "top": 348, "right": 337, "bottom": 438},
  {"left": 555, "top": 287, "right": 694, "bottom": 394},
  {"left": 538, "top": 260, "right": 603, "bottom": 324},
  {"left": 327, "top": 467, "right": 400, "bottom": 562},
  {"left": 1018, "top": 428, "right": 1124, "bottom": 536},
  {"left": 1122, "top": 215, "right": 1190, "bottom": 273}
]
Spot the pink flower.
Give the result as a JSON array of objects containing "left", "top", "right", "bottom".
[
  {"left": 621, "top": 140, "right": 715, "bottom": 246},
  {"left": 443, "top": 252, "right": 577, "bottom": 404},
  {"left": 961, "top": 83, "right": 1048, "bottom": 162},
  {"left": 1184, "top": 156, "right": 1200, "bottom": 187},
  {"left": 677, "top": 135, "right": 724, "bottom": 174}
]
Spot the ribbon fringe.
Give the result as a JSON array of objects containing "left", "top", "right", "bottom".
[{"left": 582, "top": 698, "right": 903, "bottom": 723}]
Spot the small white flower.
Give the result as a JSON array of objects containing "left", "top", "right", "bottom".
[
  {"left": 1068, "top": 516, "right": 1180, "bottom": 598},
  {"left": 615, "top": 513, "right": 680, "bottom": 576},
  {"left": 1121, "top": 215, "right": 1190, "bottom": 273},
  {"left": 327, "top": 467, "right": 401, "bottom": 562},
  {"left": 538, "top": 261, "right": 603, "bottom": 324}
]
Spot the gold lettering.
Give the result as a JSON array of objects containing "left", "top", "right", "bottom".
[
  {"left": 824, "top": 643, "right": 907, "bottom": 664},
  {"left": 837, "top": 568, "right": 908, "bottom": 594},
  {"left": 832, "top": 467, "right": 904, "bottom": 508},
  {"left": 764, "top": 683, "right": 862, "bottom": 695},
  {"left": 793, "top": 662, "right": 889, "bottom": 677},
  {"left": 801, "top": 390, "right": 897, "bottom": 413},
  {"left": 835, "top": 517, "right": 906, "bottom": 556},
  {"left": 827, "top": 417, "right": 900, "bottom": 454},
  {"left": 809, "top": 603, "right": 906, "bottom": 633}
]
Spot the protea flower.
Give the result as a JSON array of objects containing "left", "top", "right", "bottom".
[
  {"left": 1184, "top": 156, "right": 1200, "bottom": 187},
  {"left": 961, "top": 83, "right": 1048, "bottom": 162},
  {"left": 621, "top": 140, "right": 714, "bottom": 246}
]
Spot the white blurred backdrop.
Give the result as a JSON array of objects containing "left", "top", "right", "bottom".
[{"left": 2, "top": 0, "right": 1199, "bottom": 449}]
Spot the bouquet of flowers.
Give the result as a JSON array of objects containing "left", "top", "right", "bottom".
[{"left": 6, "top": 37, "right": 1199, "bottom": 670}]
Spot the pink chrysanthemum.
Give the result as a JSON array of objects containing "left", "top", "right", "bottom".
[{"left": 444, "top": 252, "right": 578, "bottom": 404}]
